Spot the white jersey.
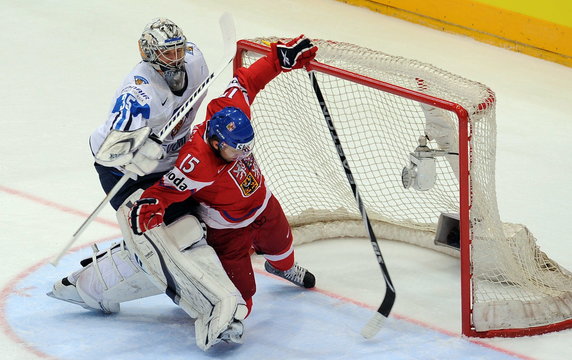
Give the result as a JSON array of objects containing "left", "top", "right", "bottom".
[{"left": 90, "top": 42, "right": 209, "bottom": 173}]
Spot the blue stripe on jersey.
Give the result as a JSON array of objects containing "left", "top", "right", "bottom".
[
  {"left": 111, "top": 93, "right": 151, "bottom": 130},
  {"left": 221, "top": 205, "right": 261, "bottom": 222}
]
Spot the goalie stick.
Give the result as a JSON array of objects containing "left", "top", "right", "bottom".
[
  {"left": 308, "top": 70, "right": 396, "bottom": 338},
  {"left": 51, "top": 13, "right": 237, "bottom": 266}
]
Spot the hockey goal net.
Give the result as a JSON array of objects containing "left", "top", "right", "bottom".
[{"left": 234, "top": 38, "right": 572, "bottom": 337}]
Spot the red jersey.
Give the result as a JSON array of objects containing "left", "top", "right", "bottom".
[{"left": 141, "top": 52, "right": 283, "bottom": 229}]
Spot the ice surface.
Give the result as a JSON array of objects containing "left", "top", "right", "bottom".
[{"left": 1, "top": 0, "right": 570, "bottom": 359}]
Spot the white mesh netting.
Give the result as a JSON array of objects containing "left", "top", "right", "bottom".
[{"left": 239, "top": 38, "right": 572, "bottom": 335}]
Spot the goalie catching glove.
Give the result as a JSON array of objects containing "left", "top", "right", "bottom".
[
  {"left": 94, "top": 127, "right": 165, "bottom": 177},
  {"left": 272, "top": 35, "right": 317, "bottom": 71},
  {"left": 129, "top": 198, "right": 164, "bottom": 235}
]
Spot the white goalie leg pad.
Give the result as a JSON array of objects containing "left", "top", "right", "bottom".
[
  {"left": 69, "top": 242, "right": 162, "bottom": 313},
  {"left": 117, "top": 191, "right": 247, "bottom": 350},
  {"left": 421, "top": 103, "right": 459, "bottom": 180}
]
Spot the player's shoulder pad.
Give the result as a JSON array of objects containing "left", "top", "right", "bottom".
[
  {"left": 121, "top": 63, "right": 174, "bottom": 105},
  {"left": 117, "top": 64, "right": 158, "bottom": 102}
]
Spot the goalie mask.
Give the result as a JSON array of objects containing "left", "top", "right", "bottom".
[
  {"left": 207, "top": 107, "right": 255, "bottom": 161},
  {"left": 139, "top": 18, "right": 187, "bottom": 92}
]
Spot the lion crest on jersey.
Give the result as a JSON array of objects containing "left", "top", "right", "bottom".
[
  {"left": 228, "top": 154, "right": 261, "bottom": 197},
  {"left": 134, "top": 75, "right": 149, "bottom": 85}
]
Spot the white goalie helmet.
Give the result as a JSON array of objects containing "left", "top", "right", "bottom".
[{"left": 138, "top": 18, "right": 187, "bottom": 91}]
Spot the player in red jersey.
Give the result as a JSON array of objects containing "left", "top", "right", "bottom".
[{"left": 129, "top": 35, "right": 318, "bottom": 315}]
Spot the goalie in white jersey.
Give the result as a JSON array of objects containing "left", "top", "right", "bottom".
[
  {"left": 90, "top": 18, "right": 209, "bottom": 210},
  {"left": 48, "top": 18, "right": 249, "bottom": 351}
]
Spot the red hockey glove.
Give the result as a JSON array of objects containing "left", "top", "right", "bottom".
[
  {"left": 272, "top": 35, "right": 317, "bottom": 71},
  {"left": 129, "top": 198, "right": 164, "bottom": 235}
]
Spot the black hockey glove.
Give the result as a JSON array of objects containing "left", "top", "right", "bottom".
[
  {"left": 129, "top": 198, "right": 164, "bottom": 235},
  {"left": 272, "top": 35, "right": 318, "bottom": 71}
]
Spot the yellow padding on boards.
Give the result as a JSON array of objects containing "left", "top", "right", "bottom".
[
  {"left": 474, "top": 0, "right": 572, "bottom": 28},
  {"left": 338, "top": 0, "right": 572, "bottom": 67}
]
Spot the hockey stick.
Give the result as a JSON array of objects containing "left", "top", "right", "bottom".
[
  {"left": 50, "top": 13, "right": 237, "bottom": 266},
  {"left": 308, "top": 71, "right": 396, "bottom": 338}
]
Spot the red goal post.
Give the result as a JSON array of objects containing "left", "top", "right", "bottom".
[{"left": 234, "top": 38, "right": 572, "bottom": 338}]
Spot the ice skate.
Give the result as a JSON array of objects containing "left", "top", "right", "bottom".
[{"left": 264, "top": 261, "right": 315, "bottom": 288}]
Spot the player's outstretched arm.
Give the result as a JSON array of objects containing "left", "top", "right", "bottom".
[{"left": 222, "top": 35, "right": 318, "bottom": 108}]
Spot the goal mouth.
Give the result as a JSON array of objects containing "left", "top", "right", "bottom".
[{"left": 235, "top": 37, "right": 572, "bottom": 337}]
